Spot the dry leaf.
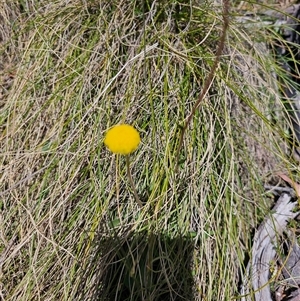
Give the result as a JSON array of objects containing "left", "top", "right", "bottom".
[{"left": 278, "top": 174, "right": 300, "bottom": 197}]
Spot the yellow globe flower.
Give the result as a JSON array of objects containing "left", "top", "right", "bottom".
[{"left": 104, "top": 124, "right": 141, "bottom": 155}]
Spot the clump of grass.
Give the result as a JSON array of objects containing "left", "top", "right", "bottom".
[{"left": 0, "top": 0, "right": 298, "bottom": 300}]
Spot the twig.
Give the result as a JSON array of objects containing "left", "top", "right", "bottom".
[
  {"left": 264, "top": 184, "right": 295, "bottom": 195},
  {"left": 175, "top": 0, "right": 230, "bottom": 171}
]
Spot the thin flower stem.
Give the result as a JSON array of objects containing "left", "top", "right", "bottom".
[
  {"left": 116, "top": 154, "right": 122, "bottom": 220},
  {"left": 126, "top": 155, "right": 143, "bottom": 208},
  {"left": 116, "top": 154, "right": 120, "bottom": 202}
]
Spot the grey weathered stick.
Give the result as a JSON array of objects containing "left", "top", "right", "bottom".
[{"left": 240, "top": 193, "right": 299, "bottom": 301}]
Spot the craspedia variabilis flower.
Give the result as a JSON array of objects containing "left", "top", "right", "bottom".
[{"left": 104, "top": 124, "right": 141, "bottom": 155}]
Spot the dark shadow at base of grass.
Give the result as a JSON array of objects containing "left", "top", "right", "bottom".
[{"left": 78, "top": 228, "right": 195, "bottom": 301}]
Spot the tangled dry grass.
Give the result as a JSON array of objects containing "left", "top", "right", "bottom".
[{"left": 0, "top": 0, "right": 299, "bottom": 300}]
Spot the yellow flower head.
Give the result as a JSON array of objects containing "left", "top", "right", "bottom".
[{"left": 104, "top": 124, "right": 141, "bottom": 155}]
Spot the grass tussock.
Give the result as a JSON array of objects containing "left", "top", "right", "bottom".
[{"left": 0, "top": 0, "right": 299, "bottom": 300}]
